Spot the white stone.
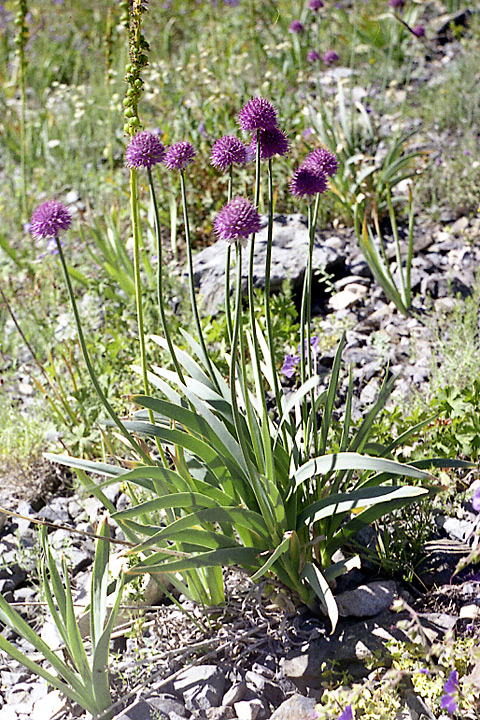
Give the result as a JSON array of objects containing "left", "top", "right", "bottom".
[
  {"left": 31, "top": 691, "right": 66, "bottom": 720},
  {"left": 233, "top": 699, "right": 263, "bottom": 720},
  {"left": 329, "top": 283, "right": 368, "bottom": 310}
]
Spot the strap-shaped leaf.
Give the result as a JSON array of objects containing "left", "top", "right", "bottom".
[
  {"left": 301, "top": 562, "right": 338, "bottom": 633},
  {"left": 294, "top": 452, "right": 430, "bottom": 491},
  {"left": 113, "top": 491, "right": 226, "bottom": 520},
  {"left": 298, "top": 484, "right": 428, "bottom": 526},
  {"left": 91, "top": 515, "right": 110, "bottom": 652},
  {"left": 251, "top": 535, "right": 290, "bottom": 582},
  {"left": 126, "top": 546, "right": 262, "bottom": 575}
]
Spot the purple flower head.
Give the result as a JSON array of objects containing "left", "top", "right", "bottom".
[
  {"left": 388, "top": 0, "right": 405, "bottom": 6},
  {"left": 297, "top": 336, "right": 320, "bottom": 354},
  {"left": 412, "top": 24, "right": 425, "bottom": 37},
  {"left": 125, "top": 131, "right": 166, "bottom": 169},
  {"left": 472, "top": 487, "right": 480, "bottom": 512},
  {"left": 30, "top": 201, "right": 72, "bottom": 239},
  {"left": 210, "top": 135, "right": 248, "bottom": 171},
  {"left": 290, "top": 166, "right": 328, "bottom": 197},
  {"left": 323, "top": 50, "right": 339, "bottom": 65},
  {"left": 214, "top": 197, "right": 261, "bottom": 244},
  {"left": 238, "top": 97, "right": 278, "bottom": 133},
  {"left": 250, "top": 127, "right": 289, "bottom": 161},
  {"left": 164, "top": 141, "right": 196, "bottom": 170},
  {"left": 307, "top": 50, "right": 321, "bottom": 62},
  {"left": 308, "top": 0, "right": 324, "bottom": 9},
  {"left": 337, "top": 706, "right": 353, "bottom": 720},
  {"left": 289, "top": 20, "right": 304, "bottom": 33},
  {"left": 303, "top": 147, "right": 339, "bottom": 177},
  {"left": 281, "top": 354, "right": 300, "bottom": 378}
]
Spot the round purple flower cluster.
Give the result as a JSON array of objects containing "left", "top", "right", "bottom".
[
  {"left": 214, "top": 197, "right": 261, "bottom": 244},
  {"left": 30, "top": 201, "right": 72, "bottom": 239},
  {"left": 412, "top": 24, "right": 425, "bottom": 37},
  {"left": 237, "top": 97, "right": 289, "bottom": 163},
  {"left": 307, "top": 50, "right": 320, "bottom": 63},
  {"left": 237, "top": 97, "right": 278, "bottom": 133},
  {"left": 289, "top": 147, "right": 338, "bottom": 198},
  {"left": 388, "top": 0, "right": 405, "bottom": 7},
  {"left": 289, "top": 20, "right": 304, "bottom": 34},
  {"left": 308, "top": 0, "right": 324, "bottom": 9},
  {"left": 210, "top": 135, "right": 248, "bottom": 171},
  {"left": 125, "top": 131, "right": 166, "bottom": 169},
  {"left": 322, "top": 50, "right": 339, "bottom": 65},
  {"left": 303, "top": 147, "right": 339, "bottom": 177},
  {"left": 250, "top": 127, "right": 289, "bottom": 161},
  {"left": 164, "top": 141, "right": 196, "bottom": 171}
]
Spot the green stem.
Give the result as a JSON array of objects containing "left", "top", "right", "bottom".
[
  {"left": 147, "top": 167, "right": 185, "bottom": 384},
  {"left": 224, "top": 165, "right": 234, "bottom": 344},
  {"left": 180, "top": 170, "right": 219, "bottom": 392},
  {"left": 129, "top": 168, "right": 150, "bottom": 401},
  {"left": 54, "top": 236, "right": 152, "bottom": 465}
]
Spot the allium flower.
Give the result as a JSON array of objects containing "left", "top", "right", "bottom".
[
  {"left": 30, "top": 201, "right": 72, "bottom": 239},
  {"left": 289, "top": 166, "right": 327, "bottom": 197},
  {"left": 308, "top": 0, "right": 324, "bottom": 9},
  {"left": 322, "top": 50, "right": 339, "bottom": 65},
  {"left": 125, "top": 130, "right": 166, "bottom": 169},
  {"left": 210, "top": 135, "right": 248, "bottom": 171},
  {"left": 289, "top": 20, "right": 304, "bottom": 33},
  {"left": 441, "top": 670, "right": 459, "bottom": 715},
  {"left": 250, "top": 127, "right": 289, "bottom": 160},
  {"left": 388, "top": 0, "right": 405, "bottom": 6},
  {"left": 303, "top": 147, "right": 339, "bottom": 177},
  {"left": 307, "top": 50, "right": 321, "bottom": 62},
  {"left": 337, "top": 706, "right": 353, "bottom": 720},
  {"left": 214, "top": 197, "right": 261, "bottom": 244},
  {"left": 412, "top": 24, "right": 425, "bottom": 37},
  {"left": 237, "top": 97, "right": 278, "bottom": 133},
  {"left": 164, "top": 141, "right": 196, "bottom": 170}
]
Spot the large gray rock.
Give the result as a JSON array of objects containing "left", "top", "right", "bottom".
[
  {"left": 336, "top": 580, "right": 397, "bottom": 618},
  {"left": 173, "top": 664, "right": 225, "bottom": 711},
  {"left": 192, "top": 214, "right": 344, "bottom": 314}
]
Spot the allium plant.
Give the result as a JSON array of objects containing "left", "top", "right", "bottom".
[{"left": 43, "top": 98, "right": 465, "bottom": 632}]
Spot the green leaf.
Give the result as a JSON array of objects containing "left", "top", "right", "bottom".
[
  {"left": 301, "top": 562, "right": 338, "bottom": 633},
  {"left": 127, "top": 546, "right": 262, "bottom": 575},
  {"left": 298, "top": 484, "right": 428, "bottom": 526},
  {"left": 251, "top": 535, "right": 290, "bottom": 582},
  {"left": 294, "top": 452, "right": 430, "bottom": 491}
]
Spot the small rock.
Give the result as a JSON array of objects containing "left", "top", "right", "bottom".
[
  {"left": 449, "top": 216, "right": 469, "bottom": 235},
  {"left": 336, "top": 580, "right": 397, "bottom": 618},
  {"left": 147, "top": 694, "right": 186, "bottom": 717},
  {"left": 233, "top": 699, "right": 263, "bottom": 720},
  {"left": 329, "top": 283, "right": 368, "bottom": 310},
  {"left": 205, "top": 707, "right": 235, "bottom": 720},
  {"left": 222, "top": 682, "right": 246, "bottom": 706},
  {"left": 173, "top": 665, "right": 225, "bottom": 712},
  {"left": 269, "top": 694, "right": 318, "bottom": 720}
]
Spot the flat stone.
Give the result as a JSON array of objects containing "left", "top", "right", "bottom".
[
  {"left": 269, "top": 694, "right": 318, "bottom": 720},
  {"left": 336, "top": 580, "right": 397, "bottom": 618},
  {"left": 222, "top": 682, "right": 246, "bottom": 706}
]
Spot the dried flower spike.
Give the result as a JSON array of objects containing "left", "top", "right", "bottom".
[
  {"left": 164, "top": 141, "right": 196, "bottom": 171},
  {"left": 237, "top": 97, "right": 278, "bottom": 133},
  {"left": 30, "top": 201, "right": 72, "bottom": 239},
  {"left": 210, "top": 136, "right": 248, "bottom": 171},
  {"left": 125, "top": 131, "right": 165, "bottom": 168},
  {"left": 214, "top": 197, "right": 261, "bottom": 244}
]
